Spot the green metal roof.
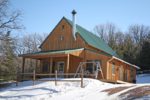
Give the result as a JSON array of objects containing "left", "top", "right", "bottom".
[{"left": 64, "top": 17, "right": 119, "bottom": 57}]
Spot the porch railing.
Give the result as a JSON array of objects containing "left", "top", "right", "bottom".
[{"left": 16, "top": 70, "right": 84, "bottom": 88}]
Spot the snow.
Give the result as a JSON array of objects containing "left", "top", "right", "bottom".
[
  {"left": 0, "top": 76, "right": 150, "bottom": 100},
  {"left": 136, "top": 74, "right": 150, "bottom": 83},
  {"left": 0, "top": 78, "right": 118, "bottom": 100}
]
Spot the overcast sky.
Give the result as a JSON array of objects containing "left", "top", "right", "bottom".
[{"left": 11, "top": 0, "right": 150, "bottom": 35}]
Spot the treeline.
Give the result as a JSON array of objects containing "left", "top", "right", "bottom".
[{"left": 94, "top": 23, "right": 150, "bottom": 70}]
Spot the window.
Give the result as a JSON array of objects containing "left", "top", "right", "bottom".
[
  {"left": 86, "top": 60, "right": 101, "bottom": 74},
  {"left": 86, "top": 60, "right": 93, "bottom": 73},
  {"left": 62, "top": 25, "right": 65, "bottom": 30},
  {"left": 42, "top": 60, "right": 49, "bottom": 73},
  {"left": 57, "top": 61, "right": 65, "bottom": 78},
  {"left": 112, "top": 63, "right": 115, "bottom": 75},
  {"left": 60, "top": 35, "right": 64, "bottom": 41}
]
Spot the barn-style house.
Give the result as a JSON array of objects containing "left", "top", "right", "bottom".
[{"left": 20, "top": 10, "right": 140, "bottom": 83}]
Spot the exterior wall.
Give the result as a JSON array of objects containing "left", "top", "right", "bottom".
[
  {"left": 85, "top": 44, "right": 110, "bottom": 56},
  {"left": 107, "top": 59, "right": 136, "bottom": 83},
  {"left": 41, "top": 19, "right": 86, "bottom": 51},
  {"left": 69, "top": 55, "right": 83, "bottom": 73}
]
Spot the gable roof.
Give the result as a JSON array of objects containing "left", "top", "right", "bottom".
[
  {"left": 39, "top": 17, "right": 119, "bottom": 57},
  {"left": 63, "top": 17, "right": 119, "bottom": 57}
]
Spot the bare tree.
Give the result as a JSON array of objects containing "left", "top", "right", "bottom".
[
  {"left": 128, "top": 24, "right": 150, "bottom": 47},
  {"left": 94, "top": 23, "right": 120, "bottom": 50},
  {"left": 15, "top": 33, "right": 47, "bottom": 72},
  {"left": 16, "top": 33, "right": 47, "bottom": 55},
  {"left": 94, "top": 24, "right": 107, "bottom": 41},
  {"left": 0, "top": 0, "right": 23, "bottom": 35}
]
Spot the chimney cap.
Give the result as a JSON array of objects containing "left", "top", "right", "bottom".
[{"left": 72, "top": 10, "right": 77, "bottom": 15}]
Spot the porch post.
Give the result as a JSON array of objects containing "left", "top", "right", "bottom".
[
  {"left": 35, "top": 59, "right": 38, "bottom": 73},
  {"left": 50, "top": 57, "right": 53, "bottom": 73},
  {"left": 66, "top": 54, "right": 70, "bottom": 73},
  {"left": 22, "top": 57, "right": 25, "bottom": 73},
  {"left": 40, "top": 59, "right": 42, "bottom": 73}
]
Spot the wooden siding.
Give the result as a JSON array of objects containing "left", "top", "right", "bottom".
[
  {"left": 69, "top": 55, "right": 83, "bottom": 73},
  {"left": 107, "top": 59, "right": 136, "bottom": 83},
  {"left": 85, "top": 44, "right": 110, "bottom": 56},
  {"left": 41, "top": 19, "right": 86, "bottom": 51},
  {"left": 84, "top": 49, "right": 110, "bottom": 79}
]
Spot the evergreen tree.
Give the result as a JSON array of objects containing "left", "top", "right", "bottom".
[
  {"left": 0, "top": 31, "right": 17, "bottom": 80},
  {"left": 139, "top": 37, "right": 150, "bottom": 70}
]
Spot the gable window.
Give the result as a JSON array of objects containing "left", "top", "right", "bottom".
[
  {"left": 112, "top": 63, "right": 115, "bottom": 75},
  {"left": 62, "top": 25, "right": 65, "bottom": 31},
  {"left": 60, "top": 35, "right": 64, "bottom": 41}
]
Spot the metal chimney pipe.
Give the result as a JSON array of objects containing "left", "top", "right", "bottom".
[{"left": 72, "top": 10, "right": 77, "bottom": 40}]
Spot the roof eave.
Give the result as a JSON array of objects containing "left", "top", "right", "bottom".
[{"left": 112, "top": 56, "right": 140, "bottom": 69}]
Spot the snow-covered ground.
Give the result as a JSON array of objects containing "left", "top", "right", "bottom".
[
  {"left": 136, "top": 74, "right": 150, "bottom": 83},
  {"left": 0, "top": 75, "right": 150, "bottom": 100},
  {"left": 0, "top": 78, "right": 129, "bottom": 100}
]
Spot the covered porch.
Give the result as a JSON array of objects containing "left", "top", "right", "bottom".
[{"left": 20, "top": 49, "right": 84, "bottom": 76}]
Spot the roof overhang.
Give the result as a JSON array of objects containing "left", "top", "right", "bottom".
[
  {"left": 112, "top": 56, "right": 140, "bottom": 69},
  {"left": 19, "top": 48, "right": 84, "bottom": 59}
]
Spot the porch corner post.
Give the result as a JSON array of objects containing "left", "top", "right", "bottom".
[
  {"left": 106, "top": 61, "right": 109, "bottom": 80},
  {"left": 67, "top": 54, "right": 70, "bottom": 74}
]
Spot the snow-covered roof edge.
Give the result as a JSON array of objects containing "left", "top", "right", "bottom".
[{"left": 112, "top": 56, "right": 140, "bottom": 69}]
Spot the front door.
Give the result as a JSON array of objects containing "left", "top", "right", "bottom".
[{"left": 57, "top": 61, "right": 65, "bottom": 78}]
